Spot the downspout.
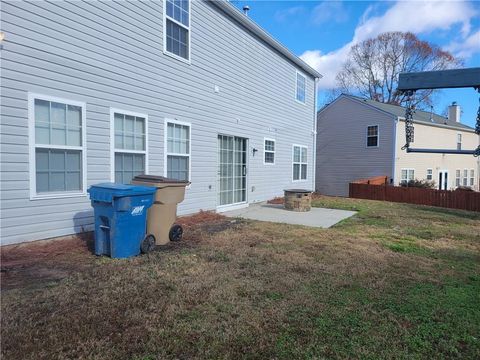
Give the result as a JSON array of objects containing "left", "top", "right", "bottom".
[
  {"left": 312, "top": 77, "right": 319, "bottom": 192},
  {"left": 392, "top": 116, "right": 398, "bottom": 185}
]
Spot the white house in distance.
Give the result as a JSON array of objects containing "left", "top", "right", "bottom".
[
  {"left": 0, "top": 0, "right": 321, "bottom": 245},
  {"left": 316, "top": 94, "right": 480, "bottom": 197}
]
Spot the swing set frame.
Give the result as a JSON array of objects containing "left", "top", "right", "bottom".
[{"left": 397, "top": 67, "right": 480, "bottom": 157}]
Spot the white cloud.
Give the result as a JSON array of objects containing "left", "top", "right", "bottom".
[
  {"left": 300, "top": 1, "right": 479, "bottom": 89},
  {"left": 274, "top": 6, "right": 305, "bottom": 23},
  {"left": 446, "top": 29, "right": 480, "bottom": 59},
  {"left": 311, "top": 1, "right": 348, "bottom": 25}
]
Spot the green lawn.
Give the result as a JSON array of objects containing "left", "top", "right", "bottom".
[{"left": 2, "top": 197, "right": 479, "bottom": 359}]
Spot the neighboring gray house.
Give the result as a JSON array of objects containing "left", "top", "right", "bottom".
[
  {"left": 316, "top": 94, "right": 479, "bottom": 196},
  {"left": 0, "top": 0, "right": 321, "bottom": 245}
]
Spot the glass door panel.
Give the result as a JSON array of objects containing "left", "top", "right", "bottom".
[{"left": 218, "top": 135, "right": 247, "bottom": 206}]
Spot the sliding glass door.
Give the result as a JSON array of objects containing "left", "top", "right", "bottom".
[{"left": 218, "top": 135, "right": 247, "bottom": 207}]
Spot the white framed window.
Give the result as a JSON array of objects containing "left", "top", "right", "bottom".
[
  {"left": 28, "top": 93, "right": 87, "bottom": 200},
  {"left": 292, "top": 145, "right": 307, "bottom": 181},
  {"left": 455, "top": 169, "right": 461, "bottom": 187},
  {"left": 163, "top": 0, "right": 190, "bottom": 62},
  {"left": 457, "top": 133, "right": 462, "bottom": 150},
  {"left": 463, "top": 169, "right": 468, "bottom": 186},
  {"left": 264, "top": 138, "right": 275, "bottom": 165},
  {"left": 426, "top": 168, "right": 433, "bottom": 181},
  {"left": 295, "top": 71, "right": 306, "bottom": 104},
  {"left": 110, "top": 108, "right": 148, "bottom": 184},
  {"left": 165, "top": 120, "right": 191, "bottom": 181},
  {"left": 366, "top": 125, "right": 379, "bottom": 147},
  {"left": 400, "top": 168, "right": 414, "bottom": 184},
  {"left": 470, "top": 169, "right": 475, "bottom": 186}
]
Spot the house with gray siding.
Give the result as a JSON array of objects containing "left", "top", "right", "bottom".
[
  {"left": 316, "top": 94, "right": 479, "bottom": 196},
  {"left": 0, "top": 0, "right": 321, "bottom": 245}
]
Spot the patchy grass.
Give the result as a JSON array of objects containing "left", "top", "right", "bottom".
[{"left": 2, "top": 198, "right": 480, "bottom": 359}]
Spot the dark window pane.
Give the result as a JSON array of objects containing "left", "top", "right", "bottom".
[
  {"left": 166, "top": 19, "right": 189, "bottom": 60},
  {"left": 115, "top": 153, "right": 145, "bottom": 184},
  {"left": 35, "top": 149, "right": 81, "bottom": 193},
  {"left": 265, "top": 152, "right": 274, "bottom": 163},
  {"left": 167, "top": 155, "right": 189, "bottom": 180},
  {"left": 367, "top": 136, "right": 378, "bottom": 147}
]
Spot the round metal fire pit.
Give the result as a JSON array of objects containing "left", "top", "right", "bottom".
[{"left": 284, "top": 189, "right": 312, "bottom": 212}]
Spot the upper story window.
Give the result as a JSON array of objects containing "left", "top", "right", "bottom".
[
  {"left": 112, "top": 110, "right": 148, "bottom": 184},
  {"left": 295, "top": 72, "right": 306, "bottom": 103},
  {"left": 457, "top": 133, "right": 462, "bottom": 150},
  {"left": 166, "top": 121, "right": 191, "bottom": 181},
  {"left": 29, "top": 94, "right": 86, "bottom": 199},
  {"left": 264, "top": 138, "right": 275, "bottom": 165},
  {"left": 164, "top": 0, "right": 190, "bottom": 62},
  {"left": 292, "top": 145, "right": 307, "bottom": 181},
  {"left": 366, "top": 125, "right": 379, "bottom": 147}
]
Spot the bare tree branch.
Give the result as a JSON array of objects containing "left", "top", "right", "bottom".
[{"left": 335, "top": 32, "right": 462, "bottom": 109}]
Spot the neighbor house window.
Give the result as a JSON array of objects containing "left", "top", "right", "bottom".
[
  {"left": 426, "top": 168, "right": 433, "bottom": 181},
  {"left": 367, "top": 125, "right": 379, "bottom": 147},
  {"left": 455, "top": 169, "right": 461, "bottom": 187},
  {"left": 295, "top": 72, "right": 306, "bottom": 103},
  {"left": 292, "top": 145, "right": 307, "bottom": 181},
  {"left": 470, "top": 169, "right": 475, "bottom": 186},
  {"left": 164, "top": 0, "right": 190, "bottom": 61},
  {"left": 463, "top": 169, "right": 468, "bottom": 186},
  {"left": 29, "top": 94, "right": 86, "bottom": 198},
  {"left": 401, "top": 169, "right": 414, "bottom": 184},
  {"left": 112, "top": 110, "right": 147, "bottom": 184},
  {"left": 457, "top": 133, "right": 462, "bottom": 150},
  {"left": 264, "top": 138, "right": 275, "bottom": 165},
  {"left": 166, "top": 121, "right": 190, "bottom": 181}
]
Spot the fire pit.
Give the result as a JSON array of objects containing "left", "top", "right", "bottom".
[{"left": 284, "top": 189, "right": 312, "bottom": 212}]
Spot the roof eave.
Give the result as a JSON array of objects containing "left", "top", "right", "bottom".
[
  {"left": 397, "top": 117, "right": 477, "bottom": 133},
  {"left": 210, "top": 1, "right": 323, "bottom": 79}
]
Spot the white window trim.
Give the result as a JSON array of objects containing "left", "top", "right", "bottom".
[
  {"left": 263, "top": 137, "right": 276, "bottom": 165},
  {"left": 110, "top": 108, "right": 149, "bottom": 182},
  {"left": 163, "top": 0, "right": 191, "bottom": 64},
  {"left": 295, "top": 70, "right": 307, "bottom": 105},
  {"left": 455, "top": 169, "right": 461, "bottom": 187},
  {"left": 462, "top": 168, "right": 469, "bottom": 186},
  {"left": 470, "top": 169, "right": 475, "bottom": 186},
  {"left": 426, "top": 168, "right": 433, "bottom": 181},
  {"left": 164, "top": 118, "right": 192, "bottom": 182},
  {"left": 28, "top": 93, "right": 87, "bottom": 200},
  {"left": 366, "top": 124, "right": 380, "bottom": 148},
  {"left": 292, "top": 144, "right": 308, "bottom": 182},
  {"left": 400, "top": 168, "right": 415, "bottom": 183},
  {"left": 457, "top": 133, "right": 462, "bottom": 150}
]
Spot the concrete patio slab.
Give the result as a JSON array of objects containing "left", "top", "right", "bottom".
[{"left": 223, "top": 203, "right": 356, "bottom": 228}]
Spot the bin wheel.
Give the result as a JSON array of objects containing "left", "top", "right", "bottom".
[
  {"left": 141, "top": 234, "right": 156, "bottom": 254},
  {"left": 169, "top": 224, "right": 183, "bottom": 242}
]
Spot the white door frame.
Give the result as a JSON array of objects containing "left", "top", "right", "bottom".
[
  {"left": 216, "top": 134, "right": 249, "bottom": 212},
  {"left": 438, "top": 169, "right": 449, "bottom": 190}
]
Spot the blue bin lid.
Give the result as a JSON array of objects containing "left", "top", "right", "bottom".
[{"left": 88, "top": 183, "right": 156, "bottom": 203}]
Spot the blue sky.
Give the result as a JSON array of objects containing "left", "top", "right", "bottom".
[{"left": 231, "top": 0, "right": 480, "bottom": 128}]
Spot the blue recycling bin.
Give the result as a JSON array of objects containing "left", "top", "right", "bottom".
[{"left": 87, "top": 183, "right": 156, "bottom": 259}]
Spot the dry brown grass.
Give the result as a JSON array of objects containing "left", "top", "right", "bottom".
[{"left": 1, "top": 200, "right": 479, "bottom": 359}]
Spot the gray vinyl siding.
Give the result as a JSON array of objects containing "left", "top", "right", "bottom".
[
  {"left": 0, "top": 0, "right": 316, "bottom": 245},
  {"left": 315, "top": 96, "right": 395, "bottom": 196}
]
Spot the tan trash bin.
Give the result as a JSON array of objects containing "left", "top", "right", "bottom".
[{"left": 131, "top": 175, "right": 190, "bottom": 245}]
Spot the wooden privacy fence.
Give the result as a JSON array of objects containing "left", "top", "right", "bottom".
[{"left": 349, "top": 183, "right": 480, "bottom": 212}]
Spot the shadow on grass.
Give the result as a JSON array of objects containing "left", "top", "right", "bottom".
[{"left": 411, "top": 205, "right": 480, "bottom": 220}]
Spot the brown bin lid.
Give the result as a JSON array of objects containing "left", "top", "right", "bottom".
[{"left": 132, "top": 174, "right": 190, "bottom": 185}]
